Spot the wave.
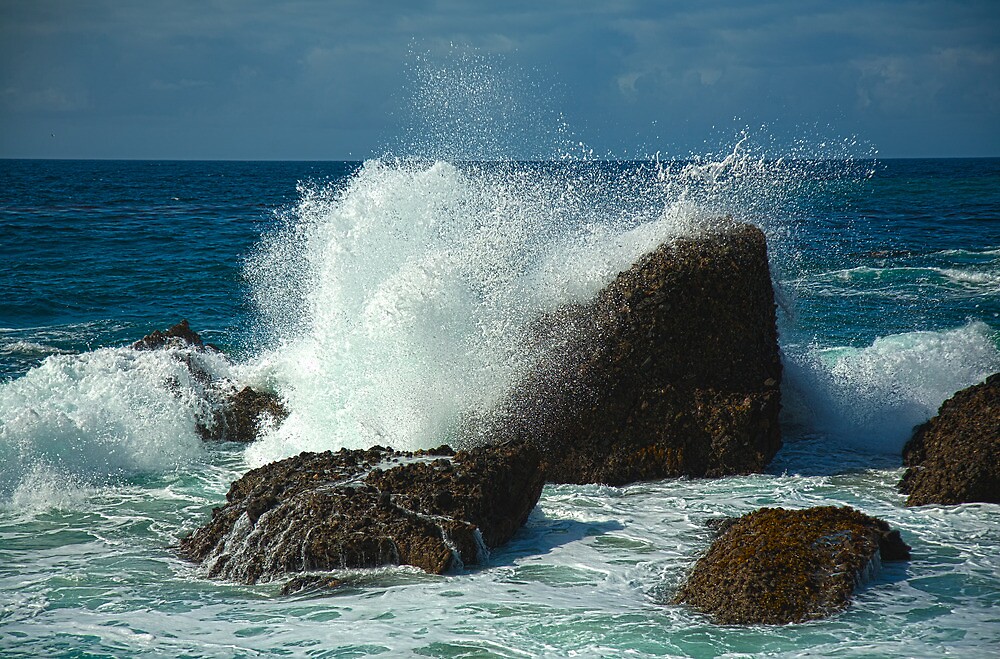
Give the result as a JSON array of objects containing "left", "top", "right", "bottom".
[
  {"left": 781, "top": 321, "right": 1000, "bottom": 455},
  {"left": 938, "top": 267, "right": 1000, "bottom": 290},
  {"left": 243, "top": 159, "right": 680, "bottom": 464},
  {"left": 790, "top": 264, "right": 1000, "bottom": 298},
  {"left": 2, "top": 133, "right": 867, "bottom": 501},
  {"left": 933, "top": 247, "right": 1000, "bottom": 257},
  {"left": 0, "top": 340, "right": 73, "bottom": 357},
  {"left": 241, "top": 145, "right": 832, "bottom": 466},
  {"left": 0, "top": 346, "right": 234, "bottom": 502}
]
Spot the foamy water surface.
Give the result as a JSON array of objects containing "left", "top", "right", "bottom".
[{"left": 1, "top": 152, "right": 999, "bottom": 657}]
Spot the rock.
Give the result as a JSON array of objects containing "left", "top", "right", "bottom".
[
  {"left": 132, "top": 319, "right": 207, "bottom": 351},
  {"left": 899, "top": 373, "right": 1000, "bottom": 506},
  {"left": 177, "top": 440, "right": 544, "bottom": 584},
  {"left": 130, "top": 319, "right": 224, "bottom": 389},
  {"left": 196, "top": 386, "right": 289, "bottom": 443},
  {"left": 280, "top": 574, "right": 347, "bottom": 596},
  {"left": 483, "top": 221, "right": 782, "bottom": 485},
  {"left": 675, "top": 506, "right": 910, "bottom": 625},
  {"left": 130, "top": 321, "right": 286, "bottom": 444}
]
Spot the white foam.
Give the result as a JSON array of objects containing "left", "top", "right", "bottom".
[
  {"left": 7, "top": 464, "right": 96, "bottom": 514},
  {"left": 0, "top": 346, "right": 234, "bottom": 501},
  {"left": 242, "top": 135, "right": 869, "bottom": 466},
  {"left": 243, "top": 159, "right": 726, "bottom": 465},
  {"left": 938, "top": 267, "right": 1000, "bottom": 291},
  {"left": 781, "top": 321, "right": 1000, "bottom": 454},
  {"left": 0, "top": 341, "right": 73, "bottom": 357}
]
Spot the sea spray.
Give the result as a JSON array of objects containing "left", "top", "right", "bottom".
[
  {"left": 243, "top": 159, "right": 687, "bottom": 464},
  {"left": 3, "top": 155, "right": 1000, "bottom": 657},
  {"left": 398, "top": 49, "right": 573, "bottom": 162},
  {"left": 242, "top": 138, "right": 875, "bottom": 465},
  {"left": 781, "top": 321, "right": 1000, "bottom": 454},
  {"left": 0, "top": 345, "right": 233, "bottom": 501}
]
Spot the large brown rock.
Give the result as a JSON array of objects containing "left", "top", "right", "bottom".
[
  {"left": 483, "top": 221, "right": 782, "bottom": 485},
  {"left": 675, "top": 506, "right": 910, "bottom": 625},
  {"left": 900, "top": 373, "right": 1000, "bottom": 506},
  {"left": 177, "top": 439, "right": 545, "bottom": 584}
]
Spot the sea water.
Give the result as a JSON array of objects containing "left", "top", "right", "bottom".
[{"left": 1, "top": 151, "right": 999, "bottom": 657}]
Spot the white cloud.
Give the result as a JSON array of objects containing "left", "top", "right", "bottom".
[
  {"left": 1, "top": 86, "right": 90, "bottom": 112},
  {"left": 616, "top": 71, "right": 642, "bottom": 96}
]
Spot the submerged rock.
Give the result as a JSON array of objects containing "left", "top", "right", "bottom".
[
  {"left": 675, "top": 506, "right": 910, "bottom": 625},
  {"left": 178, "top": 440, "right": 544, "bottom": 584},
  {"left": 485, "top": 221, "right": 782, "bottom": 485},
  {"left": 900, "top": 373, "right": 1000, "bottom": 506}
]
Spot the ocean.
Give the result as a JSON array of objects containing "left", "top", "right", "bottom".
[{"left": 1, "top": 153, "right": 998, "bottom": 657}]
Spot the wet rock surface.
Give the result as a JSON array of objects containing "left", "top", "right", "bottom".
[
  {"left": 132, "top": 319, "right": 209, "bottom": 351},
  {"left": 900, "top": 373, "right": 1000, "bottom": 506},
  {"left": 178, "top": 440, "right": 544, "bottom": 584},
  {"left": 131, "top": 321, "right": 286, "bottom": 443},
  {"left": 675, "top": 506, "right": 911, "bottom": 625},
  {"left": 196, "top": 386, "right": 288, "bottom": 443},
  {"left": 486, "top": 221, "right": 782, "bottom": 485}
]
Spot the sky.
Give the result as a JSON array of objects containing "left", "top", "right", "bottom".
[{"left": 1, "top": 0, "right": 998, "bottom": 160}]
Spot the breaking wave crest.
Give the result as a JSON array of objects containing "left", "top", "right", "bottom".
[
  {"left": 782, "top": 321, "right": 1000, "bottom": 454},
  {"left": 0, "top": 346, "right": 233, "bottom": 502},
  {"left": 242, "top": 141, "right": 841, "bottom": 465}
]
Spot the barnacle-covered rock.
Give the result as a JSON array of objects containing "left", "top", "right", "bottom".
[
  {"left": 485, "top": 221, "right": 782, "bottom": 485},
  {"left": 900, "top": 373, "right": 1000, "bottom": 506}
]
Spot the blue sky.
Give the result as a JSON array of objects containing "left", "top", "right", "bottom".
[{"left": 1, "top": 0, "right": 998, "bottom": 159}]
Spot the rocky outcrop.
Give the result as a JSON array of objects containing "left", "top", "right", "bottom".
[
  {"left": 675, "top": 506, "right": 910, "bottom": 625},
  {"left": 132, "top": 319, "right": 208, "bottom": 351},
  {"left": 130, "top": 321, "right": 287, "bottom": 443},
  {"left": 177, "top": 440, "right": 545, "bottom": 584},
  {"left": 482, "top": 221, "right": 782, "bottom": 485},
  {"left": 900, "top": 373, "right": 1000, "bottom": 506},
  {"left": 196, "top": 386, "right": 288, "bottom": 443}
]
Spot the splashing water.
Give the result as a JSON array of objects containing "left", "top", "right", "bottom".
[
  {"left": 240, "top": 130, "right": 886, "bottom": 466},
  {"left": 242, "top": 158, "right": 678, "bottom": 463},
  {"left": 781, "top": 321, "right": 1000, "bottom": 454},
  {"left": 2, "top": 125, "right": 1000, "bottom": 658},
  {"left": 0, "top": 346, "right": 234, "bottom": 500}
]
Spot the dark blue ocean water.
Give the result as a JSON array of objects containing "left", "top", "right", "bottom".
[
  {"left": 1, "top": 157, "right": 998, "bottom": 657},
  {"left": 1, "top": 158, "right": 997, "bottom": 381},
  {"left": 0, "top": 160, "right": 358, "bottom": 377}
]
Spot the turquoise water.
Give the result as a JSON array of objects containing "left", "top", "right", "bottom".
[{"left": 1, "top": 155, "right": 999, "bottom": 657}]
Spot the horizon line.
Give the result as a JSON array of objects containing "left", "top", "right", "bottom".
[{"left": 2, "top": 155, "right": 999, "bottom": 163}]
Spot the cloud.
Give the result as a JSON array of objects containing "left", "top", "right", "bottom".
[
  {"left": 617, "top": 71, "right": 642, "bottom": 96},
  {"left": 1, "top": 0, "right": 998, "bottom": 158},
  {"left": 1, "top": 86, "right": 90, "bottom": 112},
  {"left": 854, "top": 45, "right": 1000, "bottom": 115},
  {"left": 149, "top": 79, "right": 209, "bottom": 93}
]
